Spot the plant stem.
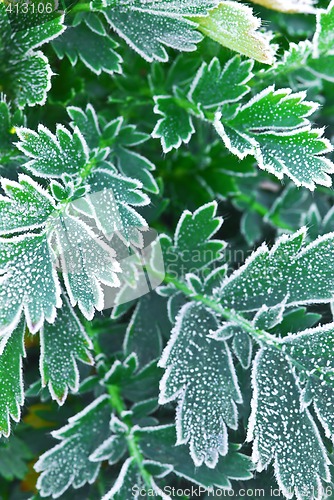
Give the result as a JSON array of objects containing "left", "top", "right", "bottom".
[{"left": 107, "top": 384, "right": 152, "bottom": 489}]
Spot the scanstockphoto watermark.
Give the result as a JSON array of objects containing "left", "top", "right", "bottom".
[{"left": 131, "top": 485, "right": 334, "bottom": 498}]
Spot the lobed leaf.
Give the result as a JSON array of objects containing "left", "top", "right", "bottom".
[
  {"left": 0, "top": 320, "right": 25, "bottom": 438},
  {"left": 159, "top": 302, "right": 242, "bottom": 468},
  {"left": 35, "top": 395, "right": 111, "bottom": 498},
  {"left": 39, "top": 296, "right": 94, "bottom": 404},
  {"left": 192, "top": 1, "right": 276, "bottom": 65},
  {"left": 218, "top": 228, "right": 334, "bottom": 312},
  {"left": 214, "top": 86, "right": 334, "bottom": 189}
]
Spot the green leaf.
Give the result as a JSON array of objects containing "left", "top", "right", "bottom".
[
  {"left": 52, "top": 19, "right": 123, "bottom": 75},
  {"left": 15, "top": 124, "right": 89, "bottom": 178},
  {"left": 314, "top": 0, "right": 334, "bottom": 57},
  {"left": 232, "top": 329, "right": 253, "bottom": 369},
  {"left": 102, "top": 457, "right": 141, "bottom": 499},
  {"left": 39, "top": 295, "right": 94, "bottom": 405},
  {"left": 0, "top": 233, "right": 61, "bottom": 334},
  {"left": 0, "top": 174, "right": 55, "bottom": 235},
  {"left": 218, "top": 228, "right": 334, "bottom": 312},
  {"left": 52, "top": 212, "right": 121, "bottom": 319},
  {"left": 103, "top": 455, "right": 170, "bottom": 500},
  {"left": 214, "top": 86, "right": 334, "bottom": 189},
  {"left": 248, "top": 344, "right": 331, "bottom": 499},
  {"left": 283, "top": 324, "right": 334, "bottom": 441},
  {"left": 101, "top": 0, "right": 217, "bottom": 62},
  {"left": 86, "top": 169, "right": 149, "bottom": 246},
  {"left": 137, "top": 424, "right": 253, "bottom": 487},
  {"left": 0, "top": 2, "right": 65, "bottom": 107},
  {"left": 192, "top": 1, "right": 276, "bottom": 65},
  {"left": 188, "top": 56, "right": 253, "bottom": 109},
  {"left": 0, "top": 320, "right": 25, "bottom": 438},
  {"left": 67, "top": 105, "right": 159, "bottom": 193},
  {"left": 159, "top": 302, "right": 242, "bottom": 467},
  {"left": 35, "top": 395, "right": 111, "bottom": 498},
  {"left": 152, "top": 95, "right": 195, "bottom": 153},
  {"left": 158, "top": 201, "right": 225, "bottom": 278},
  {"left": 89, "top": 415, "right": 127, "bottom": 464}
]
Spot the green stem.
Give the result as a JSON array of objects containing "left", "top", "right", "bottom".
[
  {"left": 107, "top": 384, "right": 152, "bottom": 489},
  {"left": 162, "top": 270, "right": 275, "bottom": 346},
  {"left": 152, "top": 268, "right": 328, "bottom": 380}
]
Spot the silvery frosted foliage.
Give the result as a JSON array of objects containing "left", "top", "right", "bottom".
[
  {"left": 0, "top": 320, "right": 25, "bottom": 438},
  {"left": 39, "top": 296, "right": 94, "bottom": 404},
  {"left": 99, "top": 0, "right": 219, "bottom": 62},
  {"left": 191, "top": 1, "right": 276, "bottom": 64},
  {"left": 156, "top": 201, "right": 225, "bottom": 277},
  {"left": 249, "top": 0, "right": 317, "bottom": 13},
  {"left": 0, "top": 0, "right": 65, "bottom": 107},
  {"left": 151, "top": 58, "right": 334, "bottom": 190},
  {"left": 214, "top": 86, "right": 334, "bottom": 189},
  {"left": 248, "top": 326, "right": 334, "bottom": 500},
  {"left": 3, "top": 0, "right": 334, "bottom": 497},
  {"left": 159, "top": 302, "right": 242, "bottom": 468},
  {"left": 152, "top": 54, "right": 254, "bottom": 152},
  {"left": 218, "top": 228, "right": 334, "bottom": 311},
  {"left": 35, "top": 395, "right": 111, "bottom": 498}
]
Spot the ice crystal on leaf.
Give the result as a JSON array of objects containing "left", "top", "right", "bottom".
[
  {"left": 248, "top": 345, "right": 331, "bottom": 500},
  {"left": 0, "top": 0, "right": 65, "bottom": 107},
  {"left": 218, "top": 227, "right": 334, "bottom": 311},
  {"left": 100, "top": 0, "right": 218, "bottom": 63},
  {"left": 39, "top": 296, "right": 94, "bottom": 404},
  {"left": 35, "top": 395, "right": 111, "bottom": 498},
  {"left": 159, "top": 302, "right": 242, "bottom": 468},
  {"left": 0, "top": 320, "right": 25, "bottom": 438},
  {"left": 192, "top": 2, "right": 276, "bottom": 64},
  {"left": 214, "top": 86, "right": 334, "bottom": 189}
]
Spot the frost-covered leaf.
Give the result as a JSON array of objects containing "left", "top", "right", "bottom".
[
  {"left": 0, "top": 320, "right": 25, "bottom": 438},
  {"left": 192, "top": 2, "right": 276, "bottom": 64},
  {"left": 0, "top": 174, "right": 55, "bottom": 235},
  {"left": 232, "top": 329, "right": 253, "bottom": 369},
  {"left": 67, "top": 106, "right": 158, "bottom": 193},
  {"left": 314, "top": 0, "right": 334, "bottom": 57},
  {"left": 89, "top": 415, "right": 127, "bottom": 464},
  {"left": 35, "top": 395, "right": 111, "bottom": 498},
  {"left": 137, "top": 424, "right": 253, "bottom": 487},
  {"left": 0, "top": 1, "right": 65, "bottom": 107},
  {"left": 248, "top": 346, "right": 331, "bottom": 500},
  {"left": 214, "top": 86, "right": 334, "bottom": 189},
  {"left": 158, "top": 302, "right": 242, "bottom": 468},
  {"left": 283, "top": 324, "right": 334, "bottom": 441},
  {"left": 15, "top": 124, "right": 89, "bottom": 178},
  {"left": 0, "top": 99, "right": 19, "bottom": 162},
  {"left": 16, "top": 121, "right": 150, "bottom": 247},
  {"left": 249, "top": 0, "right": 317, "bottom": 13},
  {"left": 40, "top": 295, "right": 94, "bottom": 405},
  {"left": 86, "top": 170, "right": 149, "bottom": 246},
  {"left": 158, "top": 201, "right": 225, "bottom": 278},
  {"left": 102, "top": 457, "right": 141, "bottom": 500},
  {"left": 52, "top": 19, "right": 123, "bottom": 75},
  {"left": 0, "top": 233, "right": 61, "bottom": 334},
  {"left": 101, "top": 0, "right": 217, "bottom": 63},
  {"left": 219, "top": 228, "right": 334, "bottom": 312},
  {"left": 52, "top": 212, "right": 121, "bottom": 319},
  {"left": 188, "top": 56, "right": 253, "bottom": 109},
  {"left": 152, "top": 95, "right": 195, "bottom": 153}
]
